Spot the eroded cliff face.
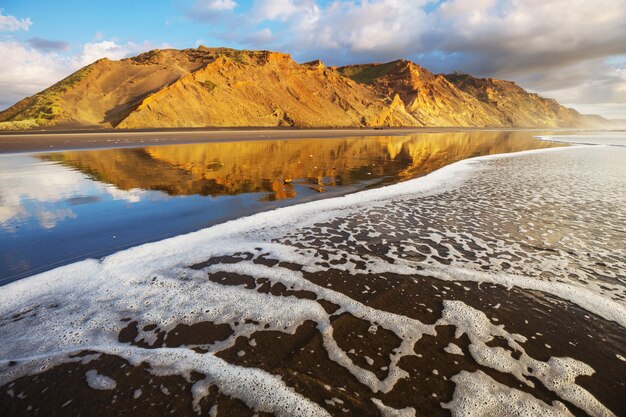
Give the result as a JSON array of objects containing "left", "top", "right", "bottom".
[
  {"left": 443, "top": 73, "right": 585, "bottom": 127},
  {"left": 337, "top": 60, "right": 502, "bottom": 127},
  {"left": 0, "top": 46, "right": 596, "bottom": 129},
  {"left": 116, "top": 50, "right": 418, "bottom": 129},
  {"left": 337, "top": 60, "right": 589, "bottom": 128}
]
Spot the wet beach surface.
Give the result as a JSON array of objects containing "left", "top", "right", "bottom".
[
  {"left": 1, "top": 132, "right": 625, "bottom": 416},
  {"left": 0, "top": 130, "right": 561, "bottom": 283},
  {"left": 0, "top": 127, "right": 493, "bottom": 154}
]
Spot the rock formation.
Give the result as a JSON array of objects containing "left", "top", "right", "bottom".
[{"left": 0, "top": 47, "right": 604, "bottom": 129}]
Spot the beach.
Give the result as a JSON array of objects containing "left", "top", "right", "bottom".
[
  {"left": 0, "top": 131, "right": 624, "bottom": 416},
  {"left": 0, "top": 127, "right": 560, "bottom": 154}
]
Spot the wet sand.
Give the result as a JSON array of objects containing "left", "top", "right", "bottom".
[
  {"left": 1, "top": 136, "right": 624, "bottom": 417},
  {"left": 0, "top": 127, "right": 556, "bottom": 153},
  {"left": 2, "top": 268, "right": 623, "bottom": 416}
]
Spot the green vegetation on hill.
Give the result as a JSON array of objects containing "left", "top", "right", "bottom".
[
  {"left": 337, "top": 61, "right": 399, "bottom": 84},
  {"left": 0, "top": 120, "right": 40, "bottom": 130},
  {"left": 202, "top": 80, "right": 218, "bottom": 91},
  {"left": 0, "top": 61, "right": 98, "bottom": 127}
]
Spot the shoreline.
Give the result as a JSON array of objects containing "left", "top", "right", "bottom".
[
  {"left": 6, "top": 144, "right": 610, "bottom": 324},
  {"left": 1, "top": 141, "right": 624, "bottom": 416},
  {"left": 0, "top": 126, "right": 584, "bottom": 154},
  {"left": 0, "top": 130, "right": 570, "bottom": 286}
]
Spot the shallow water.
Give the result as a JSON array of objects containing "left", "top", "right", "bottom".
[
  {"left": 0, "top": 130, "right": 561, "bottom": 284},
  {"left": 0, "top": 131, "right": 624, "bottom": 417}
]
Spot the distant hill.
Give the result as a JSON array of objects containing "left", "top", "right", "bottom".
[
  {"left": 603, "top": 118, "right": 626, "bottom": 128},
  {"left": 0, "top": 47, "right": 606, "bottom": 130}
]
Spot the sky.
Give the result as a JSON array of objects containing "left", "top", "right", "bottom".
[{"left": 1, "top": 0, "right": 625, "bottom": 118}]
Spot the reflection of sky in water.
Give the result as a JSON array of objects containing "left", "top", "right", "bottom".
[
  {"left": 0, "top": 132, "right": 564, "bottom": 284},
  {"left": 0, "top": 156, "right": 146, "bottom": 231},
  {"left": 0, "top": 153, "right": 372, "bottom": 283}
]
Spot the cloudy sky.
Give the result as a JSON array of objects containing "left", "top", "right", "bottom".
[{"left": 1, "top": 0, "right": 625, "bottom": 118}]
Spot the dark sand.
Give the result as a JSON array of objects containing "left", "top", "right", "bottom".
[{"left": 2, "top": 257, "right": 623, "bottom": 416}]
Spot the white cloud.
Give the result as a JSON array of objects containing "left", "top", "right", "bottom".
[
  {"left": 74, "top": 40, "right": 141, "bottom": 67},
  {"left": 234, "top": 0, "right": 626, "bottom": 71},
  {"left": 250, "top": 0, "right": 305, "bottom": 21},
  {"left": 223, "top": 0, "right": 626, "bottom": 118},
  {"left": 27, "top": 37, "right": 70, "bottom": 52},
  {"left": 0, "top": 10, "right": 32, "bottom": 31},
  {"left": 241, "top": 0, "right": 430, "bottom": 62},
  {"left": 522, "top": 57, "right": 626, "bottom": 118},
  {"left": 241, "top": 28, "right": 274, "bottom": 44},
  {"left": 0, "top": 39, "right": 165, "bottom": 110},
  {"left": 0, "top": 40, "right": 72, "bottom": 108},
  {"left": 188, "top": 0, "right": 238, "bottom": 21},
  {"left": 203, "top": 0, "right": 237, "bottom": 10},
  {"left": 433, "top": 0, "right": 626, "bottom": 74},
  {"left": 198, "top": 0, "right": 238, "bottom": 11}
]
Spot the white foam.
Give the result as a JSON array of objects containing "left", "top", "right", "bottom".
[
  {"left": 537, "top": 132, "right": 626, "bottom": 147},
  {"left": 438, "top": 301, "right": 616, "bottom": 417},
  {"left": 443, "top": 370, "right": 574, "bottom": 417},
  {"left": 204, "top": 261, "right": 433, "bottom": 393},
  {"left": 444, "top": 343, "right": 464, "bottom": 356},
  {"left": 1, "top": 247, "right": 612, "bottom": 415},
  {"left": 372, "top": 398, "right": 416, "bottom": 416},
  {"left": 85, "top": 369, "right": 117, "bottom": 390},
  {"left": 291, "top": 245, "right": 626, "bottom": 328},
  {"left": 421, "top": 264, "right": 626, "bottom": 328},
  {"left": 102, "top": 346, "right": 330, "bottom": 417}
]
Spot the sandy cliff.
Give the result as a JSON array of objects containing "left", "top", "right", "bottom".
[{"left": 0, "top": 47, "right": 602, "bottom": 129}]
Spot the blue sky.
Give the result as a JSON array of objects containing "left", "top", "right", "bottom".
[
  {"left": 2, "top": 0, "right": 240, "bottom": 50},
  {"left": 1, "top": 0, "right": 625, "bottom": 118}
]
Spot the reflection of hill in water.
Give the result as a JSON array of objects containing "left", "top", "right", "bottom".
[{"left": 41, "top": 132, "right": 561, "bottom": 200}]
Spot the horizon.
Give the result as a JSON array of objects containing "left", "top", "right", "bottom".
[{"left": 1, "top": 0, "right": 625, "bottom": 119}]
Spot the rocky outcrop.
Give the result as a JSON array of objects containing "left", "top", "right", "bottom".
[
  {"left": 337, "top": 60, "right": 591, "bottom": 128},
  {"left": 444, "top": 73, "right": 586, "bottom": 127}
]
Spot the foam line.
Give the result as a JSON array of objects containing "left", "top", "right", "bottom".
[
  {"left": 1, "top": 145, "right": 596, "bottom": 303},
  {"left": 537, "top": 133, "right": 626, "bottom": 147}
]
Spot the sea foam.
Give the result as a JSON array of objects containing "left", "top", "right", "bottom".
[{"left": 1, "top": 141, "right": 624, "bottom": 416}]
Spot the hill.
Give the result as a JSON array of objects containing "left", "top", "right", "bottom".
[{"left": 0, "top": 47, "right": 601, "bottom": 130}]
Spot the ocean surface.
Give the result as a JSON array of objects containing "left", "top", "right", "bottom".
[
  {"left": 0, "top": 130, "right": 625, "bottom": 417},
  {"left": 0, "top": 130, "right": 561, "bottom": 284}
]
